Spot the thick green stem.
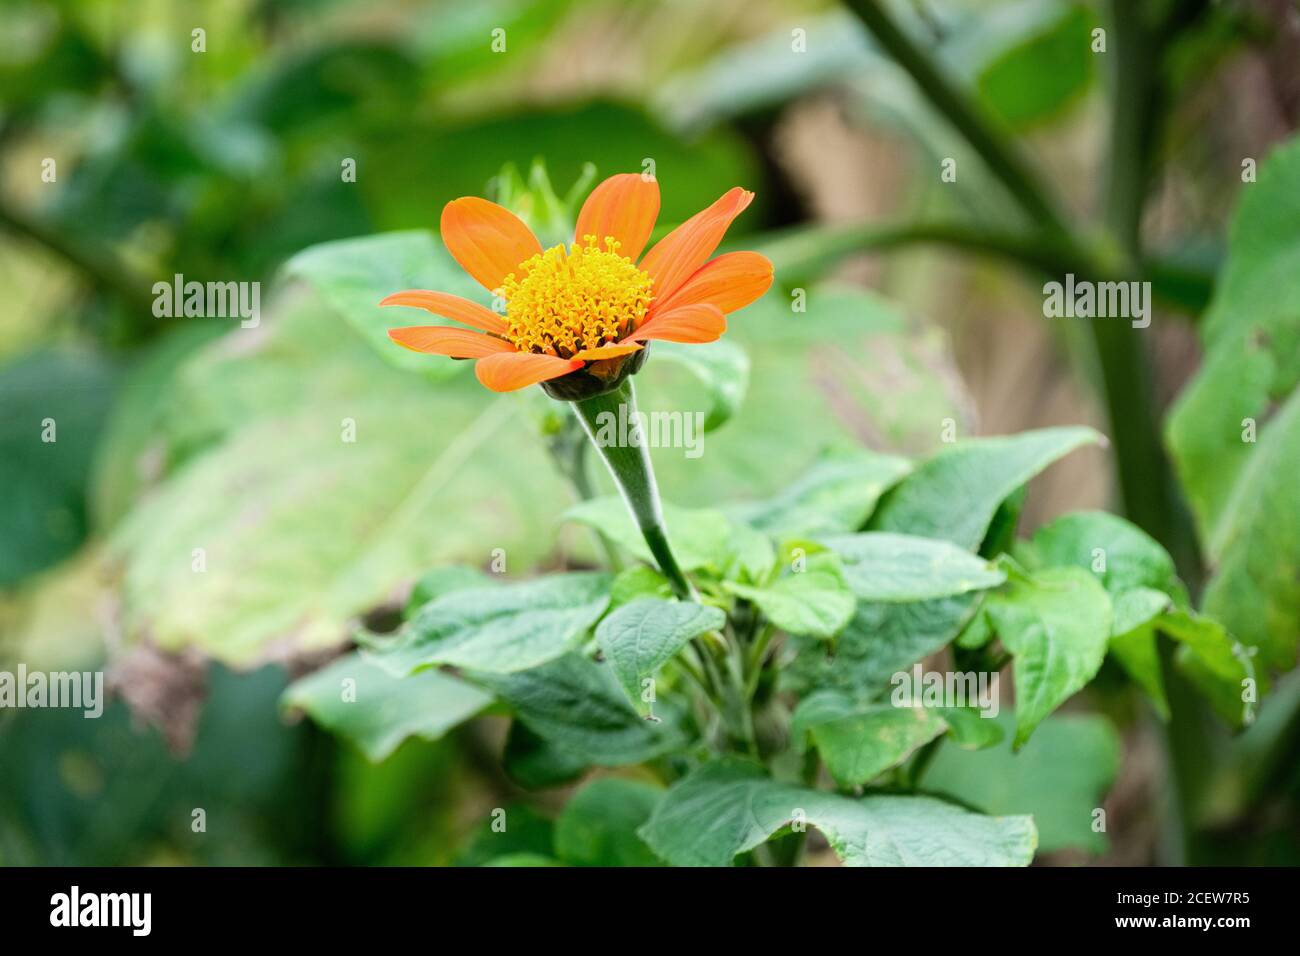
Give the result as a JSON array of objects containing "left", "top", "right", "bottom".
[
  {"left": 847, "top": 0, "right": 1213, "bottom": 870},
  {"left": 844, "top": 0, "right": 1199, "bottom": 587},
  {"left": 571, "top": 379, "right": 694, "bottom": 601},
  {"left": 843, "top": 0, "right": 1073, "bottom": 238},
  {"left": 1096, "top": 0, "right": 1203, "bottom": 586},
  {"left": 758, "top": 219, "right": 1214, "bottom": 316},
  {"left": 1156, "top": 636, "right": 1214, "bottom": 865},
  {"left": 1102, "top": 0, "right": 1211, "bottom": 868}
]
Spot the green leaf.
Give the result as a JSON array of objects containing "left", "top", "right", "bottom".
[
  {"left": 979, "top": 485, "right": 1027, "bottom": 559},
  {"left": 0, "top": 16, "right": 108, "bottom": 110},
  {"left": 651, "top": 339, "right": 750, "bottom": 432},
  {"left": 665, "top": 2, "right": 1093, "bottom": 135},
  {"left": 0, "top": 350, "right": 117, "bottom": 586},
  {"left": 782, "top": 595, "right": 978, "bottom": 699},
  {"left": 1199, "top": 392, "right": 1300, "bottom": 672},
  {"left": 412, "top": 0, "right": 587, "bottom": 92},
  {"left": 228, "top": 40, "right": 420, "bottom": 136},
  {"left": 0, "top": 548, "right": 107, "bottom": 671},
  {"left": 403, "top": 565, "right": 491, "bottom": 618},
  {"left": 821, "top": 531, "right": 1006, "bottom": 602},
  {"left": 653, "top": 9, "right": 872, "bottom": 132},
  {"left": 1106, "top": 586, "right": 1176, "bottom": 721},
  {"left": 954, "top": 603, "right": 996, "bottom": 650},
  {"left": 502, "top": 722, "right": 589, "bottom": 790},
  {"left": 925, "top": 713, "right": 1120, "bottom": 854},
  {"left": 869, "top": 427, "right": 1100, "bottom": 550},
  {"left": 792, "top": 693, "right": 947, "bottom": 787},
  {"left": 282, "top": 652, "right": 492, "bottom": 762},
  {"left": 479, "top": 853, "right": 562, "bottom": 867},
  {"left": 1109, "top": 622, "right": 1170, "bottom": 719},
  {"left": 0, "top": 665, "right": 316, "bottom": 866},
  {"left": 1022, "top": 510, "right": 1183, "bottom": 716},
  {"left": 938, "top": 706, "right": 1007, "bottom": 750},
  {"left": 724, "top": 552, "right": 855, "bottom": 638},
  {"left": 639, "top": 759, "right": 1035, "bottom": 867},
  {"left": 284, "top": 231, "right": 487, "bottom": 379},
  {"left": 965, "top": 1, "right": 1095, "bottom": 130},
  {"left": 984, "top": 567, "right": 1112, "bottom": 748},
  {"left": 723, "top": 521, "right": 778, "bottom": 585},
  {"left": 373, "top": 572, "right": 611, "bottom": 675},
  {"left": 1167, "top": 137, "right": 1300, "bottom": 669},
  {"left": 473, "top": 654, "right": 688, "bottom": 766},
  {"left": 1111, "top": 587, "right": 1174, "bottom": 638},
  {"left": 594, "top": 598, "right": 725, "bottom": 712},
  {"left": 1022, "top": 511, "right": 1250, "bottom": 720},
  {"left": 553, "top": 778, "right": 664, "bottom": 867},
  {"left": 455, "top": 803, "right": 555, "bottom": 867},
  {"left": 565, "top": 494, "right": 775, "bottom": 586},
  {"left": 1160, "top": 609, "right": 1254, "bottom": 728},
  {"left": 732, "top": 449, "right": 911, "bottom": 539},
  {"left": 1107, "top": 604, "right": 1251, "bottom": 728},
  {"left": 1023, "top": 510, "right": 1184, "bottom": 601},
  {"left": 815, "top": 795, "right": 1035, "bottom": 867},
  {"left": 101, "top": 293, "right": 576, "bottom": 667},
  {"left": 89, "top": 324, "right": 222, "bottom": 531},
  {"left": 608, "top": 565, "right": 673, "bottom": 607},
  {"left": 564, "top": 497, "right": 735, "bottom": 575}
]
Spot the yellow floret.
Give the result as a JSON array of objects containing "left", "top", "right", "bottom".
[{"left": 499, "top": 235, "right": 653, "bottom": 357}]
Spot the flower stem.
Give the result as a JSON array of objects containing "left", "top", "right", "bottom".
[{"left": 570, "top": 379, "right": 695, "bottom": 601}]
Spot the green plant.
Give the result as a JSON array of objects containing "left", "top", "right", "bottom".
[
  {"left": 4, "top": 0, "right": 1296, "bottom": 870},
  {"left": 285, "top": 377, "right": 1252, "bottom": 865},
  {"left": 280, "top": 164, "right": 1263, "bottom": 867}
]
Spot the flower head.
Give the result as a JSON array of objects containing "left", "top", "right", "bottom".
[{"left": 382, "top": 173, "right": 773, "bottom": 395}]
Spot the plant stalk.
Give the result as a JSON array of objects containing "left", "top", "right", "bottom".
[
  {"left": 1103, "top": 0, "right": 1212, "bottom": 868},
  {"left": 843, "top": 0, "right": 1072, "bottom": 238},
  {"left": 1096, "top": 0, "right": 1203, "bottom": 586},
  {"left": 571, "top": 379, "right": 695, "bottom": 601},
  {"left": 757, "top": 219, "right": 1214, "bottom": 317}
]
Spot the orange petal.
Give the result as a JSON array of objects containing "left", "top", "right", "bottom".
[
  {"left": 387, "top": 326, "right": 515, "bottom": 358},
  {"left": 571, "top": 343, "right": 644, "bottom": 361},
  {"left": 652, "top": 251, "right": 774, "bottom": 316},
  {"left": 475, "top": 352, "right": 583, "bottom": 392},
  {"left": 380, "top": 289, "right": 508, "bottom": 334},
  {"left": 573, "top": 173, "right": 661, "bottom": 262},
  {"left": 623, "top": 303, "right": 727, "bottom": 345},
  {"left": 638, "top": 187, "right": 754, "bottom": 303},
  {"left": 440, "top": 197, "right": 543, "bottom": 292}
]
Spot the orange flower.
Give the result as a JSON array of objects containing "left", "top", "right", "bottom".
[{"left": 382, "top": 174, "right": 773, "bottom": 393}]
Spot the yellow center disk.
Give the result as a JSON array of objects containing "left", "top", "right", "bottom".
[{"left": 499, "top": 235, "right": 653, "bottom": 357}]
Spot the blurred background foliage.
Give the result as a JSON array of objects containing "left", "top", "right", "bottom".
[{"left": 0, "top": 0, "right": 1297, "bottom": 865}]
